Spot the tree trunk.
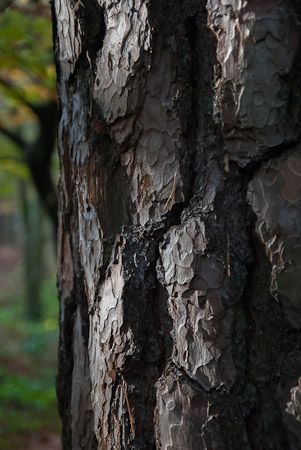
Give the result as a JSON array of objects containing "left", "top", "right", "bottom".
[
  {"left": 52, "top": 0, "right": 301, "bottom": 448},
  {"left": 20, "top": 181, "right": 43, "bottom": 321}
]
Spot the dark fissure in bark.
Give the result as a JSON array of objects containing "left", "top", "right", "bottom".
[
  {"left": 76, "top": 0, "right": 105, "bottom": 69},
  {"left": 182, "top": 11, "right": 199, "bottom": 199},
  {"left": 210, "top": 141, "right": 299, "bottom": 448},
  {"left": 242, "top": 142, "right": 301, "bottom": 180},
  {"left": 56, "top": 291, "right": 76, "bottom": 450},
  {"left": 241, "top": 235, "right": 289, "bottom": 450},
  {"left": 115, "top": 233, "right": 172, "bottom": 448},
  {"left": 226, "top": 149, "right": 301, "bottom": 448},
  {"left": 56, "top": 198, "right": 76, "bottom": 450},
  {"left": 50, "top": 0, "right": 60, "bottom": 85},
  {"left": 57, "top": 194, "right": 93, "bottom": 449}
]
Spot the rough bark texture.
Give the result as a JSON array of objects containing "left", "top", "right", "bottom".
[{"left": 53, "top": 0, "right": 301, "bottom": 448}]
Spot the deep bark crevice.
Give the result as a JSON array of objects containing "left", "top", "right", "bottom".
[
  {"left": 73, "top": 0, "right": 105, "bottom": 72},
  {"left": 183, "top": 11, "right": 199, "bottom": 200},
  {"left": 239, "top": 233, "right": 290, "bottom": 450},
  {"left": 50, "top": 0, "right": 61, "bottom": 85},
  {"left": 56, "top": 290, "right": 76, "bottom": 450},
  {"left": 218, "top": 162, "right": 294, "bottom": 449},
  {"left": 117, "top": 235, "right": 167, "bottom": 448},
  {"left": 238, "top": 141, "right": 301, "bottom": 182}
]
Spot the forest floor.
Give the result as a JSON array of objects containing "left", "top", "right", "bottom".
[{"left": 0, "top": 245, "right": 61, "bottom": 450}]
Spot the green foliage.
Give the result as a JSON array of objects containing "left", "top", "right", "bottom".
[
  {"left": 0, "top": 3, "right": 59, "bottom": 446},
  {"left": 0, "top": 1, "right": 57, "bottom": 203},
  {"left": 0, "top": 367, "right": 55, "bottom": 409},
  {"left": 0, "top": 7, "right": 56, "bottom": 98},
  {"left": 0, "top": 137, "right": 30, "bottom": 192},
  {"left": 0, "top": 270, "right": 60, "bottom": 448},
  {"left": 0, "top": 367, "right": 58, "bottom": 448}
]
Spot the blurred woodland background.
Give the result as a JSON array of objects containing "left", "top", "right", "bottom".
[{"left": 0, "top": 0, "right": 61, "bottom": 448}]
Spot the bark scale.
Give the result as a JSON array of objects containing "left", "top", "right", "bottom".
[{"left": 53, "top": 0, "right": 301, "bottom": 448}]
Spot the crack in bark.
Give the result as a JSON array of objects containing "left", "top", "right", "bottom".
[
  {"left": 74, "top": 0, "right": 105, "bottom": 72},
  {"left": 239, "top": 141, "right": 301, "bottom": 182},
  {"left": 238, "top": 233, "right": 291, "bottom": 450},
  {"left": 183, "top": 12, "right": 199, "bottom": 200}
]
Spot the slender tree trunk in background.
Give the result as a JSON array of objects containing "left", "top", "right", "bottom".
[
  {"left": 20, "top": 181, "right": 43, "bottom": 321},
  {"left": 52, "top": 1, "right": 301, "bottom": 448},
  {"left": 0, "top": 99, "right": 58, "bottom": 235}
]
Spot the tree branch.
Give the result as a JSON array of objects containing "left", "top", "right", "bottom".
[
  {"left": 0, "top": 77, "right": 40, "bottom": 117},
  {"left": 0, "top": 125, "right": 26, "bottom": 149}
]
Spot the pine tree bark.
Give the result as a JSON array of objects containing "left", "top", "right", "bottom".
[{"left": 52, "top": 1, "right": 301, "bottom": 448}]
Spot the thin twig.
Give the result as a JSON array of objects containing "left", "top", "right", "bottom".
[
  {"left": 123, "top": 380, "right": 135, "bottom": 438},
  {"left": 224, "top": 154, "right": 229, "bottom": 173},
  {"left": 72, "top": 0, "right": 81, "bottom": 11},
  {"left": 83, "top": 278, "right": 91, "bottom": 305},
  {"left": 227, "top": 233, "right": 231, "bottom": 277},
  {"left": 163, "top": 169, "right": 177, "bottom": 211}
]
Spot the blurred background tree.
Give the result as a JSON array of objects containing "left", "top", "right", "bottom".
[
  {"left": 0, "top": 0, "right": 60, "bottom": 448},
  {"left": 0, "top": 0, "right": 57, "bottom": 319}
]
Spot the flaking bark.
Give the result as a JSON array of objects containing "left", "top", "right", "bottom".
[{"left": 53, "top": 0, "right": 301, "bottom": 448}]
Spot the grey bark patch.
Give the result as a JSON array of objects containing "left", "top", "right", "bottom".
[
  {"left": 207, "top": 0, "right": 300, "bottom": 166},
  {"left": 248, "top": 150, "right": 301, "bottom": 328},
  {"left": 159, "top": 217, "right": 237, "bottom": 391}
]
